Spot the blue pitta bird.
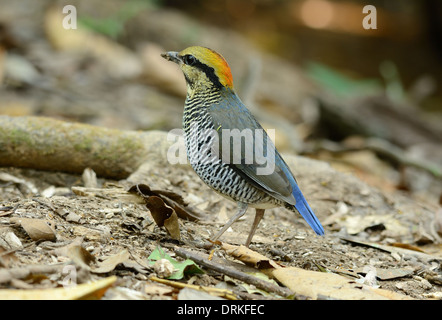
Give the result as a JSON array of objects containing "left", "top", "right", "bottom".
[{"left": 162, "top": 46, "right": 324, "bottom": 246}]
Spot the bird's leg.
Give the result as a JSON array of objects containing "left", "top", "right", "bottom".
[
  {"left": 211, "top": 202, "right": 248, "bottom": 243},
  {"left": 245, "top": 209, "right": 265, "bottom": 247}
]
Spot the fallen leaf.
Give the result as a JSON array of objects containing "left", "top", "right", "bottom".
[
  {"left": 177, "top": 287, "right": 225, "bottom": 300},
  {"left": 0, "top": 276, "right": 116, "bottom": 300},
  {"left": 221, "top": 243, "right": 280, "bottom": 269},
  {"left": 52, "top": 238, "right": 95, "bottom": 270},
  {"left": 354, "top": 266, "right": 415, "bottom": 281},
  {"left": 103, "top": 286, "right": 147, "bottom": 300},
  {"left": 148, "top": 246, "right": 203, "bottom": 280},
  {"left": 92, "top": 249, "right": 130, "bottom": 274},
  {"left": 10, "top": 217, "right": 56, "bottom": 241},
  {"left": 272, "top": 267, "right": 412, "bottom": 300},
  {"left": 144, "top": 283, "right": 174, "bottom": 296},
  {"left": 145, "top": 196, "right": 180, "bottom": 240},
  {"left": 128, "top": 183, "right": 207, "bottom": 221},
  {"left": 340, "top": 214, "right": 409, "bottom": 236},
  {"left": 222, "top": 243, "right": 412, "bottom": 300}
]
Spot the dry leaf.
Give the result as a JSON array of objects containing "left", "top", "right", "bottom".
[
  {"left": 128, "top": 183, "right": 206, "bottom": 221},
  {"left": 92, "top": 249, "right": 130, "bottom": 274},
  {"left": 354, "top": 266, "right": 415, "bottom": 281},
  {"left": 67, "top": 245, "right": 95, "bottom": 269},
  {"left": 11, "top": 217, "right": 56, "bottom": 241},
  {"left": 163, "top": 211, "right": 181, "bottom": 241},
  {"left": 144, "top": 283, "right": 174, "bottom": 296},
  {"left": 222, "top": 243, "right": 412, "bottom": 300},
  {"left": 146, "top": 196, "right": 172, "bottom": 227},
  {"left": 177, "top": 287, "right": 225, "bottom": 300},
  {"left": 52, "top": 238, "right": 95, "bottom": 269},
  {"left": 0, "top": 276, "right": 116, "bottom": 300},
  {"left": 221, "top": 243, "right": 280, "bottom": 269},
  {"left": 272, "top": 267, "right": 412, "bottom": 300},
  {"left": 144, "top": 195, "right": 181, "bottom": 241},
  {"left": 340, "top": 214, "right": 409, "bottom": 236}
]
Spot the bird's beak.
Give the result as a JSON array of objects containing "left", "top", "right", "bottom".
[{"left": 161, "top": 51, "right": 181, "bottom": 64}]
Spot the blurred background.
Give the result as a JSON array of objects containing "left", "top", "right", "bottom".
[{"left": 0, "top": 0, "right": 441, "bottom": 204}]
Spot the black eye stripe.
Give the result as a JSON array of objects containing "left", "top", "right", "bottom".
[{"left": 181, "top": 54, "right": 223, "bottom": 89}]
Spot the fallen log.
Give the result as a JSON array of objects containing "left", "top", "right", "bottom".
[{"left": 0, "top": 115, "right": 174, "bottom": 179}]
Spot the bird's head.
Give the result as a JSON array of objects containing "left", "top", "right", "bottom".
[{"left": 161, "top": 46, "right": 233, "bottom": 92}]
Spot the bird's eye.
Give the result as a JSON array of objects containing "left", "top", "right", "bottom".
[{"left": 183, "top": 55, "right": 197, "bottom": 66}]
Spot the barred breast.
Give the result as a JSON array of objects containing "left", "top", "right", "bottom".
[{"left": 183, "top": 91, "right": 279, "bottom": 208}]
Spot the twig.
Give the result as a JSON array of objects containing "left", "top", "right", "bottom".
[
  {"left": 149, "top": 275, "right": 237, "bottom": 300},
  {"left": 174, "top": 247, "right": 294, "bottom": 298}
]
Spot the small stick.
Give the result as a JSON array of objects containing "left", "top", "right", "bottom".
[
  {"left": 149, "top": 275, "right": 237, "bottom": 300},
  {"left": 174, "top": 247, "right": 294, "bottom": 298}
]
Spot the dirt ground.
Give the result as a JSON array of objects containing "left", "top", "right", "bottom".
[
  {"left": 0, "top": 151, "right": 440, "bottom": 300},
  {"left": 0, "top": 1, "right": 441, "bottom": 300}
]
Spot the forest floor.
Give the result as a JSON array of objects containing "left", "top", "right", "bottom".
[{"left": 0, "top": 1, "right": 441, "bottom": 300}]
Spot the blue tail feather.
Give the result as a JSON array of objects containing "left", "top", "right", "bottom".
[{"left": 292, "top": 184, "right": 324, "bottom": 235}]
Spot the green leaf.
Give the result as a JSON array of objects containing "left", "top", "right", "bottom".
[
  {"left": 78, "top": 0, "right": 156, "bottom": 38},
  {"left": 147, "top": 246, "right": 203, "bottom": 280},
  {"left": 241, "top": 272, "right": 280, "bottom": 297},
  {"left": 306, "top": 61, "right": 382, "bottom": 98}
]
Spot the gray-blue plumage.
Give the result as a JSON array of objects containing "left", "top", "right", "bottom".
[
  {"left": 163, "top": 47, "right": 324, "bottom": 246},
  {"left": 183, "top": 87, "right": 324, "bottom": 237}
]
